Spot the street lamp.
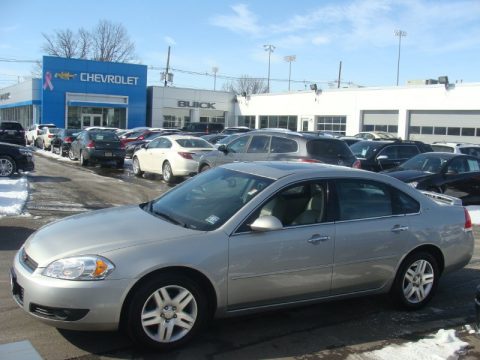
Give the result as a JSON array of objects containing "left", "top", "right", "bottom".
[
  {"left": 394, "top": 29, "right": 407, "bottom": 86},
  {"left": 284, "top": 55, "right": 296, "bottom": 91},
  {"left": 212, "top": 66, "right": 219, "bottom": 91},
  {"left": 264, "top": 44, "right": 275, "bottom": 92}
]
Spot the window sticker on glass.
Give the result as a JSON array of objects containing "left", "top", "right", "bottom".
[
  {"left": 205, "top": 215, "right": 220, "bottom": 225},
  {"left": 247, "top": 189, "right": 259, "bottom": 196}
]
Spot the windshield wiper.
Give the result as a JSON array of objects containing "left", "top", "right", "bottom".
[{"left": 154, "top": 211, "right": 188, "bottom": 228}]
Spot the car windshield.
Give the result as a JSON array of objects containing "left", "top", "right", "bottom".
[
  {"left": 176, "top": 138, "right": 214, "bottom": 148},
  {"left": 90, "top": 131, "right": 119, "bottom": 141},
  {"left": 1, "top": 122, "right": 23, "bottom": 130},
  {"left": 144, "top": 132, "right": 162, "bottom": 140},
  {"left": 217, "top": 134, "right": 241, "bottom": 145},
  {"left": 145, "top": 167, "right": 274, "bottom": 231},
  {"left": 350, "top": 141, "right": 386, "bottom": 158},
  {"left": 460, "top": 147, "right": 480, "bottom": 158},
  {"left": 49, "top": 128, "right": 61, "bottom": 134},
  {"left": 306, "top": 139, "right": 353, "bottom": 159},
  {"left": 399, "top": 153, "right": 450, "bottom": 173}
]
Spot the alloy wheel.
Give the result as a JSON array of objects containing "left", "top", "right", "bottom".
[
  {"left": 402, "top": 259, "right": 434, "bottom": 304},
  {"left": 141, "top": 285, "right": 198, "bottom": 343},
  {"left": 0, "top": 158, "right": 14, "bottom": 177}
]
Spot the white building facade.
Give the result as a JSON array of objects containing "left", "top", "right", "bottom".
[{"left": 235, "top": 82, "right": 480, "bottom": 144}]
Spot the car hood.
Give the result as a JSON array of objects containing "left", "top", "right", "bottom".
[
  {"left": 24, "top": 205, "right": 200, "bottom": 267},
  {"left": 384, "top": 169, "right": 432, "bottom": 182}
]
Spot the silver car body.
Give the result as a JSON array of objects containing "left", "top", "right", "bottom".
[{"left": 11, "top": 162, "right": 474, "bottom": 331}]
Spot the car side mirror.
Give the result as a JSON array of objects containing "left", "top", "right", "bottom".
[
  {"left": 218, "top": 144, "right": 228, "bottom": 153},
  {"left": 377, "top": 155, "right": 388, "bottom": 161},
  {"left": 250, "top": 216, "right": 283, "bottom": 232}
]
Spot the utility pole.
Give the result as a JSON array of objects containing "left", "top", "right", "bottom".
[
  {"left": 212, "top": 66, "right": 219, "bottom": 91},
  {"left": 164, "top": 46, "right": 171, "bottom": 87},
  {"left": 337, "top": 61, "right": 342, "bottom": 88},
  {"left": 284, "top": 55, "right": 296, "bottom": 91},
  {"left": 263, "top": 44, "right": 275, "bottom": 92},
  {"left": 394, "top": 30, "right": 407, "bottom": 86}
]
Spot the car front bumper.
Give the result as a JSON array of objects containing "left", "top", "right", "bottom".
[{"left": 11, "top": 249, "right": 132, "bottom": 331}]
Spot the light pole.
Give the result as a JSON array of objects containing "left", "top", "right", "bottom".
[
  {"left": 284, "top": 55, "right": 296, "bottom": 91},
  {"left": 212, "top": 66, "right": 219, "bottom": 91},
  {"left": 394, "top": 29, "right": 407, "bottom": 86},
  {"left": 264, "top": 44, "right": 275, "bottom": 92}
]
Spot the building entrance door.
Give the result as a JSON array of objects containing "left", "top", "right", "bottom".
[{"left": 81, "top": 114, "right": 103, "bottom": 128}]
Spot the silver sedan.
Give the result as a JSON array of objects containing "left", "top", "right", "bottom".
[{"left": 11, "top": 162, "right": 474, "bottom": 350}]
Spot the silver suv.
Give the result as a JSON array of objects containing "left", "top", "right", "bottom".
[{"left": 431, "top": 142, "right": 480, "bottom": 158}]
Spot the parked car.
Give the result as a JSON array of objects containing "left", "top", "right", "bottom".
[
  {"left": 353, "top": 131, "right": 398, "bottom": 140},
  {"left": 10, "top": 162, "right": 473, "bottom": 350},
  {"left": 221, "top": 126, "right": 251, "bottom": 135},
  {"left": 0, "top": 142, "right": 34, "bottom": 176},
  {"left": 50, "top": 129, "right": 81, "bottom": 156},
  {"left": 0, "top": 121, "right": 25, "bottom": 146},
  {"left": 69, "top": 130, "right": 125, "bottom": 168},
  {"left": 339, "top": 136, "right": 362, "bottom": 146},
  {"left": 36, "top": 127, "right": 62, "bottom": 150},
  {"left": 132, "top": 135, "right": 215, "bottom": 183},
  {"left": 181, "top": 122, "right": 224, "bottom": 135},
  {"left": 197, "top": 130, "right": 360, "bottom": 173},
  {"left": 431, "top": 142, "right": 480, "bottom": 158},
  {"left": 350, "top": 140, "right": 433, "bottom": 172},
  {"left": 382, "top": 152, "right": 480, "bottom": 205},
  {"left": 200, "top": 134, "right": 229, "bottom": 146},
  {"left": 25, "top": 123, "right": 56, "bottom": 145},
  {"left": 125, "top": 130, "right": 180, "bottom": 159}
]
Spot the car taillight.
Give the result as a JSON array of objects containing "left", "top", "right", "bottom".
[
  {"left": 353, "top": 159, "right": 361, "bottom": 169},
  {"left": 138, "top": 135, "right": 144, "bottom": 140},
  {"left": 86, "top": 140, "right": 95, "bottom": 149},
  {"left": 178, "top": 152, "right": 193, "bottom": 160},
  {"left": 299, "top": 158, "right": 322, "bottom": 163},
  {"left": 464, "top": 207, "right": 473, "bottom": 231},
  {"left": 64, "top": 137, "right": 73, "bottom": 143},
  {"left": 48, "top": 134, "right": 54, "bottom": 138},
  {"left": 120, "top": 142, "right": 126, "bottom": 150}
]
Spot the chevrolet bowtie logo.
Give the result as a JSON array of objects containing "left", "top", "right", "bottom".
[{"left": 54, "top": 72, "right": 77, "bottom": 80}]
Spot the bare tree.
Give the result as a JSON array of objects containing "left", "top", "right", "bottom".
[
  {"left": 91, "top": 20, "right": 135, "bottom": 62},
  {"left": 223, "top": 75, "right": 268, "bottom": 95},
  {"left": 40, "top": 20, "right": 135, "bottom": 63}
]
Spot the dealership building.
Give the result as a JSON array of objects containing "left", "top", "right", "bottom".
[{"left": 1, "top": 56, "right": 480, "bottom": 144}]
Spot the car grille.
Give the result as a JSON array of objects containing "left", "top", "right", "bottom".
[{"left": 20, "top": 248, "right": 38, "bottom": 272}]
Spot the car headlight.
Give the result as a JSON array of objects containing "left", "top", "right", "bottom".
[
  {"left": 42, "top": 255, "right": 115, "bottom": 280},
  {"left": 408, "top": 181, "right": 418, "bottom": 188},
  {"left": 19, "top": 148, "right": 33, "bottom": 156}
]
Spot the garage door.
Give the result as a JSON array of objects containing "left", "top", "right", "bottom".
[
  {"left": 361, "top": 110, "right": 399, "bottom": 135},
  {"left": 408, "top": 110, "right": 480, "bottom": 143}
]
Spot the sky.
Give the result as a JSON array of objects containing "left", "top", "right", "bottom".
[{"left": 1, "top": 0, "right": 480, "bottom": 92}]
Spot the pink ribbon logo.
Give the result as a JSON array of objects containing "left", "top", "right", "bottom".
[{"left": 43, "top": 71, "right": 54, "bottom": 91}]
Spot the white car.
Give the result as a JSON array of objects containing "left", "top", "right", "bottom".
[
  {"left": 431, "top": 142, "right": 480, "bottom": 158},
  {"left": 25, "top": 124, "right": 56, "bottom": 145},
  {"left": 36, "top": 127, "right": 62, "bottom": 150},
  {"left": 132, "top": 135, "right": 215, "bottom": 183}
]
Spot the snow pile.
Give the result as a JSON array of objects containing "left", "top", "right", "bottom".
[
  {"left": 0, "top": 177, "right": 28, "bottom": 216},
  {"left": 467, "top": 206, "right": 480, "bottom": 225},
  {"left": 348, "top": 329, "right": 469, "bottom": 360}
]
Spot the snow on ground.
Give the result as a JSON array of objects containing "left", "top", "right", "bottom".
[
  {"left": 348, "top": 329, "right": 468, "bottom": 360},
  {"left": 33, "top": 148, "right": 73, "bottom": 162},
  {"left": 0, "top": 177, "right": 28, "bottom": 216}
]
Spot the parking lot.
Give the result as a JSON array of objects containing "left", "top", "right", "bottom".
[{"left": 0, "top": 152, "right": 480, "bottom": 359}]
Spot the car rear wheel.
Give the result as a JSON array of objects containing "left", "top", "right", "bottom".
[
  {"left": 68, "top": 149, "right": 77, "bottom": 161},
  {"left": 391, "top": 252, "right": 439, "bottom": 309},
  {"left": 132, "top": 157, "right": 143, "bottom": 177},
  {"left": 162, "top": 161, "right": 176, "bottom": 184},
  {"left": 125, "top": 273, "right": 207, "bottom": 350},
  {"left": 80, "top": 151, "right": 89, "bottom": 166},
  {"left": 0, "top": 156, "right": 16, "bottom": 177}
]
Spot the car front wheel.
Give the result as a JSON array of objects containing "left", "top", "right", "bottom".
[
  {"left": 391, "top": 252, "right": 439, "bottom": 309},
  {"left": 125, "top": 273, "right": 208, "bottom": 350},
  {"left": 199, "top": 164, "right": 211, "bottom": 173},
  {"left": 0, "top": 156, "right": 16, "bottom": 177}
]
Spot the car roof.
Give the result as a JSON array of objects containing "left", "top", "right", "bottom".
[
  {"left": 222, "top": 161, "right": 361, "bottom": 180},
  {"left": 433, "top": 142, "right": 480, "bottom": 148},
  {"left": 161, "top": 134, "right": 209, "bottom": 140}
]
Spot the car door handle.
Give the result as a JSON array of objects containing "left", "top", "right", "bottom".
[
  {"left": 307, "top": 235, "right": 330, "bottom": 244},
  {"left": 391, "top": 225, "right": 409, "bottom": 233}
]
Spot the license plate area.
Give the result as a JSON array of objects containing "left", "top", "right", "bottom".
[{"left": 104, "top": 151, "right": 113, "bottom": 157}]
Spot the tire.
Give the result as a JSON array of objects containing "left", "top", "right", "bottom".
[
  {"left": 68, "top": 149, "right": 77, "bottom": 161},
  {"left": 0, "top": 156, "right": 16, "bottom": 177},
  {"left": 162, "top": 161, "right": 176, "bottom": 184},
  {"left": 391, "top": 252, "right": 439, "bottom": 310},
  {"left": 80, "top": 151, "right": 89, "bottom": 166},
  {"left": 199, "top": 164, "right": 211, "bottom": 173},
  {"left": 132, "top": 157, "right": 143, "bottom": 177},
  {"left": 124, "top": 273, "right": 208, "bottom": 350}
]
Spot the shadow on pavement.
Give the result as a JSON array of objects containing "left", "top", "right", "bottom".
[
  {"left": 27, "top": 176, "right": 70, "bottom": 183},
  {"left": 0, "top": 226, "right": 35, "bottom": 250}
]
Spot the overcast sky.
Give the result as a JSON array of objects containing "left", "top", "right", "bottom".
[{"left": 1, "top": 0, "right": 480, "bottom": 92}]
